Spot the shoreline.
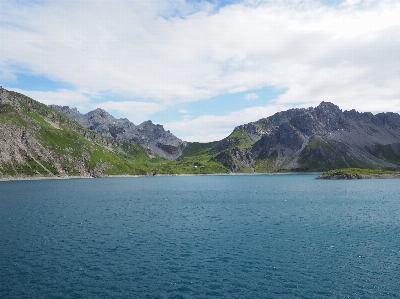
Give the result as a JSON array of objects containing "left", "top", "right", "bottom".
[
  {"left": 0, "top": 172, "right": 321, "bottom": 182},
  {"left": 4, "top": 172, "right": 400, "bottom": 182}
]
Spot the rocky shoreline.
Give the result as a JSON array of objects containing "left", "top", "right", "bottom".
[{"left": 317, "top": 173, "right": 400, "bottom": 179}]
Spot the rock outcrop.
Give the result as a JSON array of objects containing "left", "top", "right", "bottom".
[
  {"left": 51, "top": 106, "right": 186, "bottom": 159},
  {"left": 214, "top": 102, "right": 400, "bottom": 172}
]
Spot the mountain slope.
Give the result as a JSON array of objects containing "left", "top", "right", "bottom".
[
  {"left": 51, "top": 105, "right": 186, "bottom": 159},
  {"left": 0, "top": 87, "right": 230, "bottom": 178},
  {"left": 0, "top": 87, "right": 164, "bottom": 178},
  {"left": 210, "top": 102, "right": 400, "bottom": 172}
]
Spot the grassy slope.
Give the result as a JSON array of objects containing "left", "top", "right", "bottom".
[
  {"left": 169, "top": 141, "right": 229, "bottom": 174},
  {"left": 226, "top": 128, "right": 254, "bottom": 149}
]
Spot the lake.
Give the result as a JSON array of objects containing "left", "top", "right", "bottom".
[{"left": 1, "top": 174, "right": 400, "bottom": 298}]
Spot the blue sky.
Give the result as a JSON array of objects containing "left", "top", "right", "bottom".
[
  {"left": 3, "top": 73, "right": 72, "bottom": 92},
  {"left": 1, "top": 0, "right": 400, "bottom": 141}
]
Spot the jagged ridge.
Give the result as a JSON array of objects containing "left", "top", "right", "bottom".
[
  {"left": 213, "top": 102, "right": 400, "bottom": 172},
  {"left": 51, "top": 105, "right": 186, "bottom": 160}
]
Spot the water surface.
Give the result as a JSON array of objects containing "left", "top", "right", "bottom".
[{"left": 1, "top": 174, "right": 400, "bottom": 298}]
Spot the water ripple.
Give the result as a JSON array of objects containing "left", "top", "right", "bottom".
[{"left": 1, "top": 175, "right": 400, "bottom": 298}]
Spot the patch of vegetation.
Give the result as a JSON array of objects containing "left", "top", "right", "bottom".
[
  {"left": 0, "top": 163, "right": 17, "bottom": 176},
  {"left": 322, "top": 168, "right": 400, "bottom": 176},
  {"left": 118, "top": 142, "right": 152, "bottom": 162},
  {"left": 299, "top": 141, "right": 357, "bottom": 171},
  {"left": 255, "top": 150, "right": 279, "bottom": 172},
  {"left": 38, "top": 158, "right": 59, "bottom": 175},
  {"left": 13, "top": 162, "right": 37, "bottom": 176},
  {"left": 226, "top": 128, "right": 254, "bottom": 149},
  {"left": 0, "top": 103, "right": 14, "bottom": 114},
  {"left": 88, "top": 147, "right": 147, "bottom": 175},
  {"left": 25, "top": 111, "right": 54, "bottom": 128},
  {"left": 232, "top": 161, "right": 254, "bottom": 173},
  {"left": 254, "top": 157, "right": 278, "bottom": 172},
  {"left": 298, "top": 155, "right": 346, "bottom": 172},
  {"left": 370, "top": 143, "right": 400, "bottom": 165},
  {"left": 166, "top": 151, "right": 229, "bottom": 174},
  {"left": 23, "top": 155, "right": 50, "bottom": 176},
  {"left": 0, "top": 104, "right": 28, "bottom": 127},
  {"left": 180, "top": 141, "right": 219, "bottom": 158},
  {"left": 305, "top": 138, "right": 332, "bottom": 151},
  {"left": 256, "top": 118, "right": 272, "bottom": 128}
]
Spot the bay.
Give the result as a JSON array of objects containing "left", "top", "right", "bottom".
[{"left": 1, "top": 174, "right": 400, "bottom": 298}]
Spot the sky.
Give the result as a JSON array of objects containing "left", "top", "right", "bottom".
[{"left": 1, "top": 0, "right": 400, "bottom": 142}]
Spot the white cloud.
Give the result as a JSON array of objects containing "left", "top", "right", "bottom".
[
  {"left": 7, "top": 87, "right": 167, "bottom": 125},
  {"left": 2, "top": 1, "right": 400, "bottom": 103},
  {"left": 0, "top": 71, "right": 17, "bottom": 81},
  {"left": 95, "top": 101, "right": 165, "bottom": 124},
  {"left": 178, "top": 109, "right": 188, "bottom": 114},
  {"left": 182, "top": 114, "right": 192, "bottom": 122},
  {"left": 245, "top": 93, "right": 259, "bottom": 101},
  {"left": 163, "top": 104, "right": 289, "bottom": 142},
  {"left": 2, "top": 0, "right": 400, "bottom": 141}
]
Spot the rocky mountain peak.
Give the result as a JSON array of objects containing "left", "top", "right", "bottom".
[
  {"left": 51, "top": 105, "right": 186, "bottom": 159},
  {"left": 316, "top": 101, "right": 341, "bottom": 113},
  {"left": 213, "top": 101, "right": 400, "bottom": 172},
  {"left": 83, "top": 108, "right": 122, "bottom": 129},
  {"left": 89, "top": 108, "right": 112, "bottom": 118}
]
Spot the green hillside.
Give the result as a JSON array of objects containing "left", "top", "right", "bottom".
[{"left": 0, "top": 88, "right": 230, "bottom": 178}]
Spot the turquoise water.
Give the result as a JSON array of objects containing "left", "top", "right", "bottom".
[{"left": 1, "top": 174, "right": 400, "bottom": 298}]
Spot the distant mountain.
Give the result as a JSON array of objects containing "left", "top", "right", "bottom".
[
  {"left": 209, "top": 102, "right": 400, "bottom": 172},
  {"left": 51, "top": 105, "right": 186, "bottom": 159}
]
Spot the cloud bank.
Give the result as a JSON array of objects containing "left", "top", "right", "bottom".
[{"left": 1, "top": 0, "right": 400, "bottom": 141}]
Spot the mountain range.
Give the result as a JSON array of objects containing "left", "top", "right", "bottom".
[
  {"left": 1, "top": 86, "right": 400, "bottom": 179},
  {"left": 210, "top": 101, "right": 400, "bottom": 172},
  {"left": 50, "top": 105, "right": 186, "bottom": 160}
]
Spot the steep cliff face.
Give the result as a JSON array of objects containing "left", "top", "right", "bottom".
[
  {"left": 214, "top": 102, "right": 400, "bottom": 172},
  {"left": 51, "top": 106, "right": 186, "bottom": 159}
]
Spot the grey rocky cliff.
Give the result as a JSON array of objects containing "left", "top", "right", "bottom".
[
  {"left": 50, "top": 105, "right": 186, "bottom": 159},
  {"left": 215, "top": 102, "right": 400, "bottom": 172}
]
